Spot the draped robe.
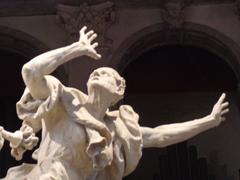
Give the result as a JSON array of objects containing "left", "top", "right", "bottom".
[{"left": 2, "top": 75, "right": 143, "bottom": 180}]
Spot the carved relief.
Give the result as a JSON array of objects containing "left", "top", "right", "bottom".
[
  {"left": 160, "top": 0, "right": 193, "bottom": 28},
  {"left": 56, "top": 1, "right": 115, "bottom": 59}
]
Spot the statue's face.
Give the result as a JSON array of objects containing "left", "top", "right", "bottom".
[{"left": 87, "top": 67, "right": 120, "bottom": 94}]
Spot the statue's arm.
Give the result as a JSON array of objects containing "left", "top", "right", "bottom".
[
  {"left": 22, "top": 26, "right": 101, "bottom": 99},
  {"left": 141, "top": 93, "right": 229, "bottom": 148}
]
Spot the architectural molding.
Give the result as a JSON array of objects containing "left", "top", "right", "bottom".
[
  {"left": 56, "top": 1, "right": 115, "bottom": 59},
  {"left": 0, "top": 0, "right": 235, "bottom": 17}
]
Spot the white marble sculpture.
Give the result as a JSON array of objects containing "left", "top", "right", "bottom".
[{"left": 0, "top": 26, "right": 229, "bottom": 180}]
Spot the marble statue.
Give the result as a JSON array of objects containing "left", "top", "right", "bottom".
[{"left": 0, "top": 26, "right": 229, "bottom": 180}]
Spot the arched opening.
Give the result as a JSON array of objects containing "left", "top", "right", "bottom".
[
  {"left": 111, "top": 23, "right": 240, "bottom": 82},
  {"left": 0, "top": 27, "right": 69, "bottom": 178},
  {"left": 0, "top": 50, "right": 32, "bottom": 177},
  {"left": 122, "top": 45, "right": 239, "bottom": 179}
]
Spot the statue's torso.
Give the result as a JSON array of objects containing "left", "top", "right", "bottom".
[
  {"left": 37, "top": 103, "right": 97, "bottom": 179},
  {"left": 5, "top": 76, "right": 142, "bottom": 180}
]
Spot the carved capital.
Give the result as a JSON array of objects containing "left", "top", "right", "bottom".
[
  {"left": 160, "top": 0, "right": 193, "bottom": 28},
  {"left": 56, "top": 1, "right": 115, "bottom": 59}
]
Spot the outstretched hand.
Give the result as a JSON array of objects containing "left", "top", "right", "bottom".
[
  {"left": 75, "top": 26, "right": 102, "bottom": 60},
  {"left": 210, "top": 93, "right": 229, "bottom": 127}
]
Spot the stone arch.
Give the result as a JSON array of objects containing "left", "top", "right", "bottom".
[{"left": 110, "top": 22, "right": 240, "bottom": 82}]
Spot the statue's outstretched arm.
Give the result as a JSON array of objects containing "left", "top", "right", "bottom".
[
  {"left": 22, "top": 26, "right": 101, "bottom": 99},
  {"left": 141, "top": 93, "right": 229, "bottom": 148}
]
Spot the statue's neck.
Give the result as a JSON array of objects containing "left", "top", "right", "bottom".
[{"left": 86, "top": 89, "right": 112, "bottom": 121}]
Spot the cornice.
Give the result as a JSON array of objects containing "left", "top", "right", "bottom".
[{"left": 0, "top": 0, "right": 235, "bottom": 17}]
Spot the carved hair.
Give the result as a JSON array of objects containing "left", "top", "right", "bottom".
[
  {"left": 103, "top": 67, "right": 126, "bottom": 106},
  {"left": 112, "top": 75, "right": 126, "bottom": 106}
]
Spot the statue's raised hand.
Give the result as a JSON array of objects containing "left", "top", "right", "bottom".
[
  {"left": 74, "top": 26, "right": 101, "bottom": 60},
  {"left": 210, "top": 93, "right": 229, "bottom": 127}
]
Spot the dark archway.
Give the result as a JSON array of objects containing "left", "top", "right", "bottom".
[
  {"left": 0, "top": 27, "right": 68, "bottom": 178},
  {"left": 123, "top": 45, "right": 237, "bottom": 94},
  {"left": 122, "top": 45, "right": 238, "bottom": 180},
  {"left": 113, "top": 23, "right": 240, "bottom": 179},
  {"left": 0, "top": 50, "right": 32, "bottom": 177}
]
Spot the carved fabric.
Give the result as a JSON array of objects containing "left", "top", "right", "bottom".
[{"left": 3, "top": 75, "right": 142, "bottom": 180}]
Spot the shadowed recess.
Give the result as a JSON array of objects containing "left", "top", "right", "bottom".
[{"left": 123, "top": 45, "right": 237, "bottom": 93}]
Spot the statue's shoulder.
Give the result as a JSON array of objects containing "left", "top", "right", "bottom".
[
  {"left": 64, "top": 87, "right": 88, "bottom": 104},
  {"left": 44, "top": 75, "right": 88, "bottom": 102},
  {"left": 107, "top": 105, "right": 139, "bottom": 123}
]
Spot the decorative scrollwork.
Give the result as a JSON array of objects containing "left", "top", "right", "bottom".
[
  {"left": 56, "top": 1, "right": 115, "bottom": 59},
  {"left": 160, "top": 0, "right": 193, "bottom": 28}
]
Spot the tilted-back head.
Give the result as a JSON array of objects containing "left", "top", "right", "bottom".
[{"left": 87, "top": 67, "right": 126, "bottom": 105}]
